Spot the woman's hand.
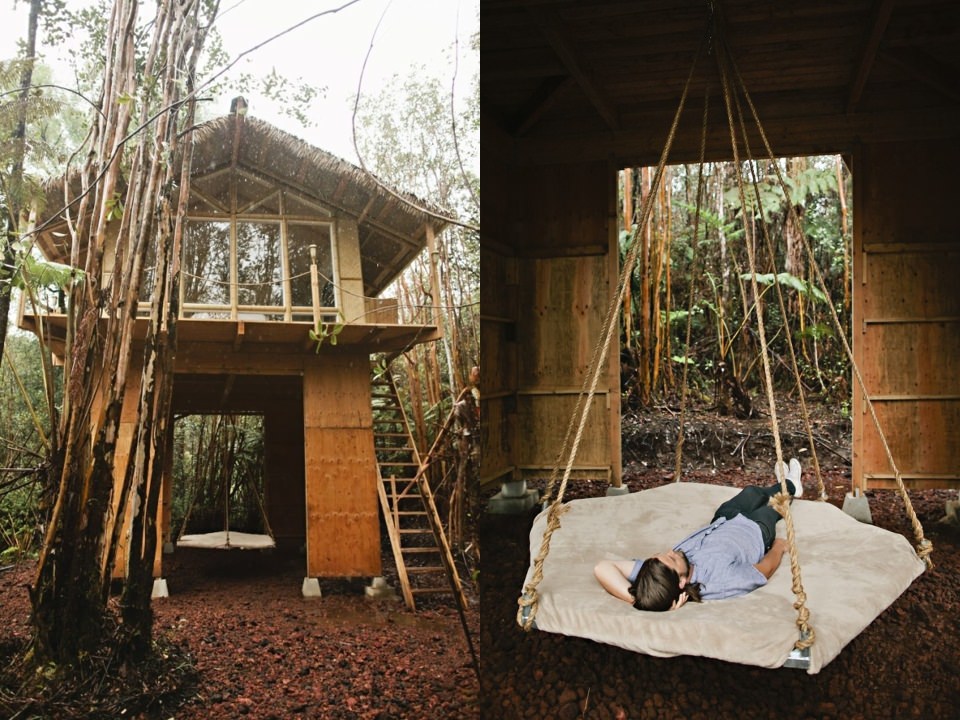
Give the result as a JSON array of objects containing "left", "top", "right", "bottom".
[{"left": 670, "top": 591, "right": 689, "bottom": 610}]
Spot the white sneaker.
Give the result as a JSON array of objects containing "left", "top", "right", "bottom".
[
  {"left": 788, "top": 458, "right": 803, "bottom": 498},
  {"left": 774, "top": 458, "right": 803, "bottom": 499}
]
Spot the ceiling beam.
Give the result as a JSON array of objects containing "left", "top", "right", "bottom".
[
  {"left": 846, "top": 0, "right": 896, "bottom": 114},
  {"left": 512, "top": 106, "right": 960, "bottom": 168},
  {"left": 528, "top": 8, "right": 620, "bottom": 130}
]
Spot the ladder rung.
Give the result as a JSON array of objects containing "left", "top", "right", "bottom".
[
  {"left": 405, "top": 566, "right": 445, "bottom": 574},
  {"left": 401, "top": 547, "right": 440, "bottom": 554},
  {"left": 399, "top": 528, "right": 433, "bottom": 535}
]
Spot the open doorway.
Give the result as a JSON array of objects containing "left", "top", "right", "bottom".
[
  {"left": 171, "top": 413, "right": 273, "bottom": 548},
  {"left": 617, "top": 156, "right": 854, "bottom": 475}
]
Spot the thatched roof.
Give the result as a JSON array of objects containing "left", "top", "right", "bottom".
[{"left": 34, "top": 100, "right": 449, "bottom": 297}]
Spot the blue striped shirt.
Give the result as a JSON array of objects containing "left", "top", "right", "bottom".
[{"left": 630, "top": 514, "right": 768, "bottom": 600}]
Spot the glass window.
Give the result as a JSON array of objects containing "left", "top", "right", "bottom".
[
  {"left": 287, "top": 223, "right": 335, "bottom": 309},
  {"left": 236, "top": 222, "right": 282, "bottom": 307},
  {"left": 183, "top": 221, "right": 230, "bottom": 307}
]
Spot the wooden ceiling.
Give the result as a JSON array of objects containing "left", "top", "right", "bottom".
[{"left": 482, "top": 0, "right": 960, "bottom": 166}]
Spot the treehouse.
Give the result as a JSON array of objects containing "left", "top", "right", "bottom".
[
  {"left": 482, "top": 1, "right": 960, "bottom": 502},
  {"left": 20, "top": 99, "right": 448, "bottom": 597}
]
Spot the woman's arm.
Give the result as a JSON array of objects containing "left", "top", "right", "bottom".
[
  {"left": 593, "top": 560, "right": 638, "bottom": 603},
  {"left": 753, "top": 537, "right": 789, "bottom": 579}
]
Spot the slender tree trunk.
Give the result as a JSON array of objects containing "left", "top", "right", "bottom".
[
  {"left": 621, "top": 169, "right": 634, "bottom": 354},
  {"left": 835, "top": 155, "right": 850, "bottom": 316},
  {"left": 0, "top": 0, "right": 42, "bottom": 370},
  {"left": 638, "top": 166, "right": 652, "bottom": 404}
]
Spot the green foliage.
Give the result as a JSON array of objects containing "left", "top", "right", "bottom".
[
  {"left": 308, "top": 318, "right": 344, "bottom": 352},
  {"left": 171, "top": 415, "right": 267, "bottom": 535},
  {"left": 619, "top": 156, "right": 854, "bottom": 403},
  {"left": 738, "top": 271, "right": 828, "bottom": 302}
]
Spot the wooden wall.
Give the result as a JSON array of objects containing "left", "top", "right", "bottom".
[
  {"left": 853, "top": 139, "right": 960, "bottom": 490},
  {"left": 479, "top": 245, "right": 517, "bottom": 485},
  {"left": 303, "top": 353, "right": 381, "bottom": 576},
  {"left": 265, "top": 402, "right": 306, "bottom": 548},
  {"left": 481, "top": 155, "right": 622, "bottom": 488}
]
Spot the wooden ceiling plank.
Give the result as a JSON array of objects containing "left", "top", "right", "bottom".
[
  {"left": 529, "top": 7, "right": 620, "bottom": 130},
  {"left": 846, "top": 0, "right": 896, "bottom": 114},
  {"left": 879, "top": 47, "right": 960, "bottom": 103}
]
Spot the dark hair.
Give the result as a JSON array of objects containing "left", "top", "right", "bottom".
[{"left": 629, "top": 558, "right": 703, "bottom": 611}]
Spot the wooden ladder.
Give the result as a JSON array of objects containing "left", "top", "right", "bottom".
[{"left": 371, "top": 367, "right": 468, "bottom": 611}]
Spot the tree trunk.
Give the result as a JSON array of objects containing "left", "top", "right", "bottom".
[
  {"left": 0, "top": 0, "right": 42, "bottom": 371},
  {"left": 29, "top": 0, "right": 214, "bottom": 669}
]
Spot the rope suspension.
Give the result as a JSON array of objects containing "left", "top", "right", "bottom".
[
  {"left": 721, "top": 36, "right": 932, "bottom": 569},
  {"left": 519, "top": 26, "right": 709, "bottom": 630},
  {"left": 715, "top": 34, "right": 815, "bottom": 651}
]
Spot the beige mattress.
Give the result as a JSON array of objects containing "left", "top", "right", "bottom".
[
  {"left": 520, "top": 482, "right": 925, "bottom": 673},
  {"left": 177, "top": 530, "right": 276, "bottom": 550}
]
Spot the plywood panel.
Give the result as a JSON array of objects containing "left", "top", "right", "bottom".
[
  {"left": 860, "top": 400, "right": 960, "bottom": 476},
  {"left": 303, "top": 354, "right": 372, "bottom": 429},
  {"left": 302, "top": 364, "right": 379, "bottom": 576},
  {"left": 862, "top": 323, "right": 960, "bottom": 395},
  {"left": 480, "top": 243, "right": 519, "bottom": 487},
  {"left": 480, "top": 398, "right": 513, "bottom": 486},
  {"left": 507, "top": 162, "right": 611, "bottom": 256},
  {"left": 517, "top": 393, "right": 611, "bottom": 473},
  {"left": 303, "top": 427, "right": 380, "bottom": 576},
  {"left": 854, "top": 139, "right": 960, "bottom": 491},
  {"left": 862, "top": 249, "right": 960, "bottom": 319},
  {"left": 517, "top": 255, "right": 612, "bottom": 389}
]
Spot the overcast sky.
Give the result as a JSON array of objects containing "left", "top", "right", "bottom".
[{"left": 0, "top": 0, "right": 479, "bottom": 165}]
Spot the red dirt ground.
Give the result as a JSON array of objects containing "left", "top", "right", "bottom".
[
  {"left": 480, "top": 406, "right": 960, "bottom": 720},
  {"left": 0, "top": 546, "right": 479, "bottom": 719}
]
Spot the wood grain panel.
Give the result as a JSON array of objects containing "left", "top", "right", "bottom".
[{"left": 303, "top": 365, "right": 380, "bottom": 577}]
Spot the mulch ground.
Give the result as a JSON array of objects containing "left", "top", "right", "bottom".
[
  {"left": 0, "top": 546, "right": 479, "bottom": 719},
  {"left": 480, "top": 453, "right": 960, "bottom": 720}
]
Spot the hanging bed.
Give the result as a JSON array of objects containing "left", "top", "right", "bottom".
[{"left": 519, "top": 482, "right": 924, "bottom": 673}]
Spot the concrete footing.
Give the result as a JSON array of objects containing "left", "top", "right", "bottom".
[
  {"left": 301, "top": 577, "right": 322, "bottom": 598},
  {"left": 605, "top": 484, "right": 630, "bottom": 497},
  {"left": 487, "top": 479, "right": 540, "bottom": 514},
  {"left": 365, "top": 576, "right": 397, "bottom": 600},
  {"left": 842, "top": 491, "right": 873, "bottom": 524},
  {"left": 151, "top": 578, "right": 169, "bottom": 599},
  {"left": 938, "top": 499, "right": 960, "bottom": 527}
]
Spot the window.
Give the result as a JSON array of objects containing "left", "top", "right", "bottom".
[{"left": 175, "top": 184, "right": 337, "bottom": 321}]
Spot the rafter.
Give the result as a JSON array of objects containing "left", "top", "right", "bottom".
[
  {"left": 847, "top": 0, "right": 896, "bottom": 114},
  {"left": 879, "top": 47, "right": 960, "bottom": 103},
  {"left": 528, "top": 8, "right": 620, "bottom": 130},
  {"left": 512, "top": 75, "right": 574, "bottom": 136}
]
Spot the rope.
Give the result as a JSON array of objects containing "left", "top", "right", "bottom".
[
  {"left": 724, "top": 76, "right": 828, "bottom": 502},
  {"left": 724, "top": 43, "right": 932, "bottom": 568},
  {"left": 519, "top": 28, "right": 708, "bottom": 630},
  {"left": 674, "top": 88, "right": 711, "bottom": 481},
  {"left": 716, "top": 36, "right": 815, "bottom": 650}
]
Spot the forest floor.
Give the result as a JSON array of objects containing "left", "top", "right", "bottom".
[
  {"left": 0, "top": 541, "right": 479, "bottom": 718},
  {"left": 481, "top": 398, "right": 960, "bottom": 720}
]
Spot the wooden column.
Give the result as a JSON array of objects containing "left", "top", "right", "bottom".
[
  {"left": 303, "top": 354, "right": 381, "bottom": 577},
  {"left": 334, "top": 218, "right": 367, "bottom": 324}
]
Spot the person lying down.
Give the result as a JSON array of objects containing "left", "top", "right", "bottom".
[{"left": 594, "top": 459, "right": 803, "bottom": 611}]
